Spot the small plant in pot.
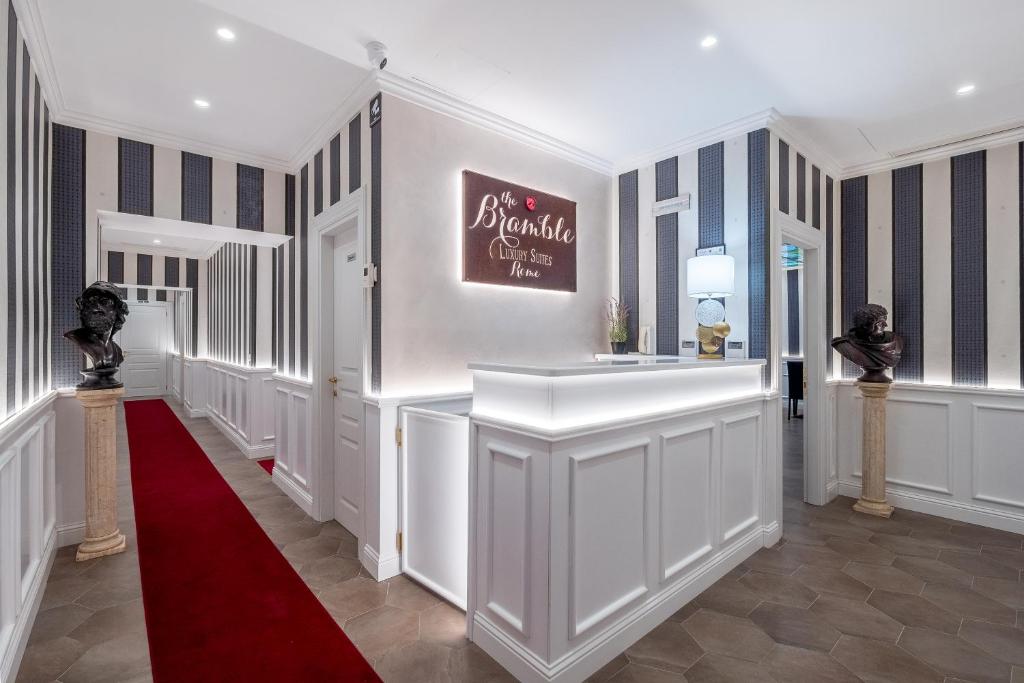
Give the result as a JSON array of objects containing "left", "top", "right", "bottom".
[{"left": 607, "top": 298, "right": 629, "bottom": 355}]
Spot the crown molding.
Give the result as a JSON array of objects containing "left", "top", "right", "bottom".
[
  {"left": 840, "top": 124, "right": 1024, "bottom": 179},
  {"left": 12, "top": 0, "right": 63, "bottom": 112},
  {"left": 614, "top": 109, "right": 777, "bottom": 174},
  {"left": 375, "top": 71, "right": 615, "bottom": 176}
]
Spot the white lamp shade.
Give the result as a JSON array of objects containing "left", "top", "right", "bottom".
[{"left": 686, "top": 254, "right": 735, "bottom": 298}]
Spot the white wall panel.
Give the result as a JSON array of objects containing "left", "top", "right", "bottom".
[
  {"left": 719, "top": 413, "right": 760, "bottom": 542},
  {"left": 972, "top": 404, "right": 1024, "bottom": 509},
  {"left": 484, "top": 442, "right": 532, "bottom": 636},
  {"left": 659, "top": 424, "right": 714, "bottom": 580}
]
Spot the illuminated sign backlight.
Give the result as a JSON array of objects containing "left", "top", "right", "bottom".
[{"left": 462, "top": 170, "right": 577, "bottom": 292}]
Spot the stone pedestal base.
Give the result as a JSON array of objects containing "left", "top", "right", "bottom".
[
  {"left": 852, "top": 381, "right": 894, "bottom": 518},
  {"left": 76, "top": 387, "right": 128, "bottom": 562}
]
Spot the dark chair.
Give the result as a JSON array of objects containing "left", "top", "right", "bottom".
[{"left": 786, "top": 360, "right": 804, "bottom": 419}]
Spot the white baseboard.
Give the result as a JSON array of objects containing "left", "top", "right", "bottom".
[
  {"left": 360, "top": 543, "right": 401, "bottom": 581},
  {"left": 56, "top": 521, "right": 86, "bottom": 548},
  {"left": 271, "top": 468, "right": 313, "bottom": 516},
  {"left": 2, "top": 531, "right": 56, "bottom": 683},
  {"left": 473, "top": 525, "right": 767, "bottom": 683},
  {"left": 185, "top": 404, "right": 207, "bottom": 419},
  {"left": 838, "top": 481, "right": 1024, "bottom": 535},
  {"left": 207, "top": 411, "right": 274, "bottom": 459}
]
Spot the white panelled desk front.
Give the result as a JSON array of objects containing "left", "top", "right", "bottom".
[{"left": 466, "top": 357, "right": 777, "bottom": 683}]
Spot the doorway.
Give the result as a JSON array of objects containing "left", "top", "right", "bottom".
[
  {"left": 773, "top": 211, "right": 828, "bottom": 506},
  {"left": 780, "top": 243, "right": 805, "bottom": 500},
  {"left": 330, "top": 227, "right": 364, "bottom": 535},
  {"left": 118, "top": 300, "right": 172, "bottom": 397}
]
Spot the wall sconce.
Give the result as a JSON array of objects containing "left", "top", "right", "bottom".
[{"left": 686, "top": 251, "right": 735, "bottom": 359}]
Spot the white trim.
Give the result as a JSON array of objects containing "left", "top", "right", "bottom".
[
  {"left": 272, "top": 467, "right": 314, "bottom": 516},
  {"left": 0, "top": 391, "right": 56, "bottom": 443},
  {"left": 360, "top": 542, "right": 401, "bottom": 582},
  {"left": 56, "top": 521, "right": 85, "bottom": 547},
  {"left": 207, "top": 410, "right": 274, "bottom": 459}
]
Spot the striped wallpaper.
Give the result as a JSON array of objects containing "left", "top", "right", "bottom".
[
  {"left": 839, "top": 141, "right": 1023, "bottom": 389},
  {"left": 1, "top": 0, "right": 51, "bottom": 422}
]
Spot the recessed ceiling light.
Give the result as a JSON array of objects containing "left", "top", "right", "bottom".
[
  {"left": 216, "top": 27, "right": 235, "bottom": 41},
  {"left": 956, "top": 83, "right": 975, "bottom": 96},
  {"left": 193, "top": 98, "right": 210, "bottom": 109},
  {"left": 153, "top": 239, "right": 161, "bottom": 244},
  {"left": 700, "top": 35, "right": 718, "bottom": 49}
]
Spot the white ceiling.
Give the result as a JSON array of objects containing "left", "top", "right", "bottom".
[
  {"left": 99, "top": 211, "right": 290, "bottom": 260},
  {"left": 36, "top": 0, "right": 368, "bottom": 168},
  {"left": 36, "top": 0, "right": 1024, "bottom": 172}
]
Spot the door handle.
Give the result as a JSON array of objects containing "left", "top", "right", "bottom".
[{"left": 327, "top": 376, "right": 338, "bottom": 384}]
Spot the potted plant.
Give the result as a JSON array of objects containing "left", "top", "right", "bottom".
[{"left": 607, "top": 298, "right": 629, "bottom": 355}]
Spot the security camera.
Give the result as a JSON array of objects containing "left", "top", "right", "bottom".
[{"left": 366, "top": 41, "right": 388, "bottom": 71}]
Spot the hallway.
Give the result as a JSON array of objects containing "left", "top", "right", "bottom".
[{"left": 16, "top": 400, "right": 1024, "bottom": 682}]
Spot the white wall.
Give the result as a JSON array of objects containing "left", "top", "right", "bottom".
[{"left": 381, "top": 95, "right": 612, "bottom": 396}]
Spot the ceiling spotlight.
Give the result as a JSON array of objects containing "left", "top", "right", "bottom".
[
  {"left": 216, "top": 27, "right": 235, "bottom": 41},
  {"left": 194, "top": 98, "right": 210, "bottom": 109},
  {"left": 956, "top": 83, "right": 975, "bottom": 96},
  {"left": 153, "top": 239, "right": 161, "bottom": 244},
  {"left": 700, "top": 35, "right": 718, "bottom": 49}
]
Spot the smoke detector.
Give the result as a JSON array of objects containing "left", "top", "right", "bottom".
[{"left": 366, "top": 41, "right": 388, "bottom": 70}]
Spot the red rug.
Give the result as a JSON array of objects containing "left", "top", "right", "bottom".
[
  {"left": 124, "top": 399, "right": 379, "bottom": 682},
  {"left": 257, "top": 458, "right": 274, "bottom": 475}
]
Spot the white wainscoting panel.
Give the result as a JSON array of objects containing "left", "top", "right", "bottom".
[
  {"left": 836, "top": 382, "right": 1024, "bottom": 533},
  {"left": 0, "top": 394, "right": 57, "bottom": 683},
  {"left": 201, "top": 360, "right": 275, "bottom": 459},
  {"left": 971, "top": 403, "right": 1024, "bottom": 510},
  {"left": 659, "top": 424, "right": 715, "bottom": 582},
  {"left": 272, "top": 376, "right": 313, "bottom": 514},
  {"left": 568, "top": 439, "right": 649, "bottom": 640},
  {"left": 183, "top": 358, "right": 207, "bottom": 417},
  {"left": 720, "top": 412, "right": 761, "bottom": 543}
]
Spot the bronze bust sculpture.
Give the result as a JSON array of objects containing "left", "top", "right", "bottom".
[
  {"left": 831, "top": 304, "right": 903, "bottom": 383},
  {"left": 64, "top": 281, "right": 130, "bottom": 389}
]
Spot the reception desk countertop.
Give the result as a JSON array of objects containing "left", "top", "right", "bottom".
[{"left": 469, "top": 356, "right": 764, "bottom": 377}]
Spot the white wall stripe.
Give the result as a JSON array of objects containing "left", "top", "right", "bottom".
[
  {"left": 723, "top": 135, "right": 749, "bottom": 350},
  {"left": 985, "top": 143, "right": 1021, "bottom": 389},
  {"left": 84, "top": 131, "right": 116, "bottom": 283},
  {"left": 152, "top": 144, "right": 180, "bottom": 220},
  {"left": 678, "top": 149, "right": 699, "bottom": 347},
  {"left": 211, "top": 158, "right": 236, "bottom": 228},
  {"left": 866, "top": 170, "right": 892, "bottom": 317},
  {"left": 636, "top": 163, "right": 655, "bottom": 337},
  {"left": 921, "top": 158, "right": 953, "bottom": 384}
]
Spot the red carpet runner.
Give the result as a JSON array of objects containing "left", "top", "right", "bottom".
[
  {"left": 257, "top": 458, "right": 274, "bottom": 475},
  {"left": 124, "top": 399, "right": 379, "bottom": 682}
]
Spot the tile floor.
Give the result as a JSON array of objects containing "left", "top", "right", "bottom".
[{"left": 16, "top": 399, "right": 1024, "bottom": 682}]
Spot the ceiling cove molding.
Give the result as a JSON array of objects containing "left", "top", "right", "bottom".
[
  {"left": 840, "top": 124, "right": 1024, "bottom": 179},
  {"left": 12, "top": 0, "right": 64, "bottom": 112},
  {"left": 614, "top": 109, "right": 780, "bottom": 174},
  {"left": 374, "top": 71, "right": 615, "bottom": 176}
]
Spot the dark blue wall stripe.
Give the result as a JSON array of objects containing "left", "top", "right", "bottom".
[
  {"left": 187, "top": 258, "right": 198, "bottom": 356},
  {"left": 20, "top": 43, "right": 28, "bottom": 402},
  {"left": 164, "top": 257, "right": 180, "bottom": 287},
  {"left": 181, "top": 152, "right": 212, "bottom": 224},
  {"left": 329, "top": 132, "right": 341, "bottom": 205},
  {"left": 108, "top": 251, "right": 124, "bottom": 300},
  {"left": 655, "top": 157, "right": 678, "bottom": 355},
  {"left": 285, "top": 173, "right": 296, "bottom": 375},
  {"left": 840, "top": 176, "right": 868, "bottom": 379},
  {"left": 300, "top": 164, "right": 310, "bottom": 377},
  {"left": 812, "top": 166, "right": 821, "bottom": 230},
  {"left": 313, "top": 150, "right": 323, "bottom": 216},
  {"left": 778, "top": 139, "right": 789, "bottom": 214},
  {"left": 796, "top": 154, "right": 806, "bottom": 223},
  {"left": 42, "top": 105, "right": 50, "bottom": 389},
  {"left": 349, "top": 114, "right": 361, "bottom": 193},
  {"left": 950, "top": 150, "right": 987, "bottom": 386},
  {"left": 1020, "top": 142, "right": 1023, "bottom": 389},
  {"left": 892, "top": 164, "right": 924, "bottom": 382},
  {"left": 825, "top": 176, "right": 834, "bottom": 375},
  {"left": 117, "top": 138, "right": 153, "bottom": 216},
  {"left": 237, "top": 164, "right": 264, "bottom": 231},
  {"left": 370, "top": 105, "right": 381, "bottom": 391},
  {"left": 618, "top": 170, "right": 639, "bottom": 351},
  {"left": 787, "top": 269, "right": 800, "bottom": 355},
  {"left": 698, "top": 142, "right": 724, "bottom": 248},
  {"left": 137, "top": 253, "right": 151, "bottom": 301},
  {"left": 6, "top": 0, "right": 17, "bottom": 412},
  {"left": 748, "top": 129, "right": 771, "bottom": 383},
  {"left": 51, "top": 124, "right": 86, "bottom": 389}
]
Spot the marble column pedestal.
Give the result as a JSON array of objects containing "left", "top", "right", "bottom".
[
  {"left": 852, "top": 380, "right": 894, "bottom": 518},
  {"left": 76, "top": 386, "right": 128, "bottom": 561}
]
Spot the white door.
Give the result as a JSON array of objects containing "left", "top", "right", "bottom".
[
  {"left": 118, "top": 301, "right": 171, "bottom": 397},
  {"left": 332, "top": 234, "right": 364, "bottom": 535}
]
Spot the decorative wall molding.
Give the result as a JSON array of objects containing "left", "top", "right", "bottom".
[{"left": 201, "top": 360, "right": 276, "bottom": 459}]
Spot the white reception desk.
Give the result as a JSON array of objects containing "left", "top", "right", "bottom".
[{"left": 466, "top": 357, "right": 779, "bottom": 683}]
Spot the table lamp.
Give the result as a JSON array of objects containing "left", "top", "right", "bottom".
[{"left": 686, "top": 253, "right": 735, "bottom": 359}]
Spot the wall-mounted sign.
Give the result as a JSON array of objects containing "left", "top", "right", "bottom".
[
  {"left": 369, "top": 93, "right": 382, "bottom": 128},
  {"left": 462, "top": 170, "right": 577, "bottom": 292}
]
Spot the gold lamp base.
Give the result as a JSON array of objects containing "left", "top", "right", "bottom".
[{"left": 696, "top": 321, "right": 731, "bottom": 359}]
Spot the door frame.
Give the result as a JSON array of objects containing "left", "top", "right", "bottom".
[
  {"left": 772, "top": 210, "right": 829, "bottom": 505},
  {"left": 310, "top": 188, "right": 369, "bottom": 525}
]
